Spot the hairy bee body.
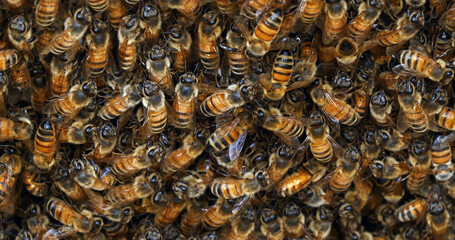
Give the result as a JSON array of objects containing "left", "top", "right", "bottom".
[
  {"left": 198, "top": 11, "right": 222, "bottom": 74},
  {"left": 98, "top": 85, "right": 141, "bottom": 120},
  {"left": 33, "top": 120, "right": 58, "bottom": 170},
  {"left": 35, "top": 0, "right": 59, "bottom": 27},
  {"left": 395, "top": 198, "right": 426, "bottom": 222},
  {"left": 23, "top": 166, "right": 48, "bottom": 197},
  {"left": 201, "top": 84, "right": 252, "bottom": 117},
  {"left": 168, "top": 25, "right": 191, "bottom": 72},
  {"left": 86, "top": 21, "right": 110, "bottom": 78},
  {"left": 137, "top": 83, "right": 167, "bottom": 139}
]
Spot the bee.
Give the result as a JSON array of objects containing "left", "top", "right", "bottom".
[
  {"left": 59, "top": 121, "right": 93, "bottom": 145},
  {"left": 108, "top": 144, "right": 159, "bottom": 177},
  {"left": 200, "top": 84, "right": 253, "bottom": 117},
  {"left": 104, "top": 175, "right": 154, "bottom": 205},
  {"left": 43, "top": 81, "right": 97, "bottom": 121},
  {"left": 86, "top": 0, "right": 108, "bottom": 12},
  {"left": 35, "top": 0, "right": 60, "bottom": 27},
  {"left": 282, "top": 202, "right": 305, "bottom": 238},
  {"left": 406, "top": 140, "right": 431, "bottom": 193},
  {"left": 202, "top": 196, "right": 249, "bottom": 230},
  {"left": 296, "top": 0, "right": 324, "bottom": 29},
  {"left": 393, "top": 50, "right": 454, "bottom": 83},
  {"left": 74, "top": 98, "right": 97, "bottom": 124},
  {"left": 49, "top": 58, "right": 74, "bottom": 97},
  {"left": 431, "top": 133, "right": 455, "bottom": 183},
  {"left": 330, "top": 146, "right": 361, "bottom": 193},
  {"left": 370, "top": 155, "right": 411, "bottom": 180},
  {"left": 426, "top": 199, "right": 449, "bottom": 238},
  {"left": 322, "top": 0, "right": 348, "bottom": 45},
  {"left": 0, "top": 117, "right": 33, "bottom": 141},
  {"left": 260, "top": 50, "right": 294, "bottom": 101},
  {"left": 145, "top": 45, "right": 174, "bottom": 96},
  {"left": 433, "top": 29, "right": 452, "bottom": 59},
  {"left": 260, "top": 207, "right": 284, "bottom": 240},
  {"left": 137, "top": 81, "right": 167, "bottom": 139},
  {"left": 108, "top": 0, "right": 127, "bottom": 29},
  {"left": 41, "top": 8, "right": 92, "bottom": 60},
  {"left": 75, "top": 168, "right": 115, "bottom": 192},
  {"left": 7, "top": 15, "right": 34, "bottom": 58},
  {"left": 86, "top": 122, "right": 118, "bottom": 161},
  {"left": 395, "top": 198, "right": 427, "bottom": 222},
  {"left": 0, "top": 49, "right": 21, "bottom": 71},
  {"left": 369, "top": 90, "right": 393, "bottom": 126},
  {"left": 235, "top": 8, "right": 284, "bottom": 58},
  {"left": 266, "top": 146, "right": 293, "bottom": 187},
  {"left": 376, "top": 11, "right": 424, "bottom": 47},
  {"left": 396, "top": 79, "right": 431, "bottom": 133},
  {"left": 154, "top": 197, "right": 187, "bottom": 228},
  {"left": 117, "top": 15, "right": 145, "bottom": 71},
  {"left": 84, "top": 187, "right": 133, "bottom": 222},
  {"left": 346, "top": 0, "right": 384, "bottom": 43},
  {"left": 179, "top": 200, "right": 208, "bottom": 236},
  {"left": 171, "top": 73, "right": 198, "bottom": 129},
  {"left": 308, "top": 208, "right": 334, "bottom": 239},
  {"left": 46, "top": 197, "right": 100, "bottom": 233},
  {"left": 219, "top": 24, "right": 250, "bottom": 76},
  {"left": 23, "top": 165, "right": 49, "bottom": 197},
  {"left": 167, "top": 0, "right": 202, "bottom": 22},
  {"left": 167, "top": 24, "right": 192, "bottom": 72},
  {"left": 258, "top": 107, "right": 304, "bottom": 148},
  {"left": 0, "top": 153, "right": 21, "bottom": 205},
  {"left": 29, "top": 60, "right": 48, "bottom": 112},
  {"left": 216, "top": 0, "right": 237, "bottom": 17},
  {"left": 311, "top": 82, "right": 360, "bottom": 126},
  {"left": 198, "top": 10, "right": 222, "bottom": 75},
  {"left": 35, "top": 26, "right": 56, "bottom": 53},
  {"left": 240, "top": 0, "right": 272, "bottom": 19},
  {"left": 140, "top": 4, "right": 161, "bottom": 45},
  {"left": 33, "top": 120, "right": 58, "bottom": 170},
  {"left": 98, "top": 84, "right": 141, "bottom": 120},
  {"left": 277, "top": 164, "right": 322, "bottom": 197},
  {"left": 210, "top": 170, "right": 266, "bottom": 199},
  {"left": 24, "top": 204, "right": 50, "bottom": 239},
  {"left": 162, "top": 131, "right": 206, "bottom": 174},
  {"left": 338, "top": 202, "right": 361, "bottom": 232},
  {"left": 222, "top": 205, "right": 256, "bottom": 240},
  {"left": 85, "top": 20, "right": 110, "bottom": 78}
]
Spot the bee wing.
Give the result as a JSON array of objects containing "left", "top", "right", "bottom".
[
  {"left": 290, "top": 136, "right": 311, "bottom": 168},
  {"left": 43, "top": 225, "right": 78, "bottom": 239},
  {"left": 196, "top": 83, "right": 224, "bottom": 101},
  {"left": 396, "top": 109, "right": 410, "bottom": 133},
  {"left": 392, "top": 64, "right": 428, "bottom": 78},
  {"left": 229, "top": 132, "right": 247, "bottom": 162}
]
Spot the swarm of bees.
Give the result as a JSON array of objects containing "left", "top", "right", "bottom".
[{"left": 2, "top": 0, "right": 455, "bottom": 239}]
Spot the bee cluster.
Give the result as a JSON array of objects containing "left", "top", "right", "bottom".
[{"left": 1, "top": 0, "right": 455, "bottom": 239}]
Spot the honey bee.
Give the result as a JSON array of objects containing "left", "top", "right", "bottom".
[
  {"left": 322, "top": 0, "right": 348, "bottom": 45},
  {"left": 330, "top": 146, "right": 361, "bottom": 193},
  {"left": 426, "top": 199, "right": 449, "bottom": 238},
  {"left": 74, "top": 98, "right": 97, "bottom": 124},
  {"left": 265, "top": 146, "right": 293, "bottom": 187},
  {"left": 35, "top": 0, "right": 60, "bottom": 27},
  {"left": 369, "top": 90, "right": 393, "bottom": 126},
  {"left": 43, "top": 81, "right": 97, "bottom": 121},
  {"left": 210, "top": 170, "right": 266, "bottom": 199},
  {"left": 396, "top": 79, "right": 431, "bottom": 133},
  {"left": 431, "top": 133, "right": 455, "bottom": 183},
  {"left": 140, "top": 4, "right": 161, "bottom": 45},
  {"left": 281, "top": 202, "right": 305, "bottom": 238},
  {"left": 108, "top": 144, "right": 159, "bottom": 177},
  {"left": 202, "top": 196, "right": 249, "bottom": 230},
  {"left": 137, "top": 81, "right": 167, "bottom": 140},
  {"left": 104, "top": 175, "right": 154, "bottom": 205},
  {"left": 433, "top": 29, "right": 452, "bottom": 59},
  {"left": 75, "top": 168, "right": 114, "bottom": 192},
  {"left": 346, "top": 0, "right": 384, "bottom": 43},
  {"left": 46, "top": 197, "right": 101, "bottom": 233},
  {"left": 422, "top": 86, "right": 455, "bottom": 130},
  {"left": 222, "top": 205, "right": 256, "bottom": 240},
  {"left": 308, "top": 207, "right": 333, "bottom": 239},
  {"left": 393, "top": 50, "right": 454, "bottom": 83},
  {"left": 0, "top": 153, "right": 21, "bottom": 205},
  {"left": 240, "top": 0, "right": 273, "bottom": 19},
  {"left": 179, "top": 200, "right": 208, "bottom": 236},
  {"left": 260, "top": 50, "right": 294, "bottom": 101},
  {"left": 216, "top": 0, "right": 237, "bottom": 17},
  {"left": 58, "top": 121, "right": 93, "bottom": 144},
  {"left": 86, "top": 122, "right": 118, "bottom": 161},
  {"left": 154, "top": 197, "right": 187, "bottom": 228},
  {"left": 85, "top": 20, "right": 110, "bottom": 78},
  {"left": 86, "top": 0, "right": 108, "bottom": 12},
  {"left": 49, "top": 58, "right": 74, "bottom": 97},
  {"left": 41, "top": 8, "right": 92, "bottom": 60},
  {"left": 200, "top": 84, "right": 253, "bottom": 117},
  {"left": 219, "top": 25, "right": 250, "bottom": 77},
  {"left": 162, "top": 131, "right": 206, "bottom": 174},
  {"left": 167, "top": 24, "right": 192, "bottom": 72},
  {"left": 406, "top": 140, "right": 431, "bottom": 193},
  {"left": 338, "top": 202, "right": 361, "bottom": 232},
  {"left": 207, "top": 110, "right": 254, "bottom": 159},
  {"left": 259, "top": 207, "right": 284, "bottom": 240},
  {"left": 277, "top": 164, "right": 322, "bottom": 197},
  {"left": 84, "top": 187, "right": 132, "bottom": 222},
  {"left": 297, "top": 0, "right": 324, "bottom": 30},
  {"left": 0, "top": 117, "right": 33, "bottom": 141},
  {"left": 170, "top": 73, "right": 198, "bottom": 129},
  {"left": 24, "top": 204, "right": 50, "bottom": 238},
  {"left": 23, "top": 165, "right": 49, "bottom": 197},
  {"left": 198, "top": 10, "right": 222, "bottom": 75},
  {"left": 0, "top": 49, "right": 21, "bottom": 71},
  {"left": 145, "top": 45, "right": 174, "bottom": 96},
  {"left": 98, "top": 84, "right": 141, "bottom": 120},
  {"left": 166, "top": 0, "right": 202, "bottom": 22},
  {"left": 7, "top": 15, "right": 34, "bottom": 58},
  {"left": 35, "top": 26, "right": 57, "bottom": 53},
  {"left": 376, "top": 11, "right": 424, "bottom": 47},
  {"left": 108, "top": 0, "right": 127, "bottom": 29},
  {"left": 33, "top": 120, "right": 58, "bottom": 170},
  {"left": 395, "top": 198, "right": 427, "bottom": 222},
  {"left": 370, "top": 155, "right": 411, "bottom": 180},
  {"left": 118, "top": 15, "right": 145, "bottom": 71}
]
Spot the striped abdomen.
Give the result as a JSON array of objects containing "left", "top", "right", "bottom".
[
  {"left": 403, "top": 105, "right": 427, "bottom": 133},
  {"left": 435, "top": 106, "right": 455, "bottom": 130},
  {"left": 86, "top": 43, "right": 108, "bottom": 77},
  {"left": 254, "top": 8, "right": 283, "bottom": 43},
  {"left": 199, "top": 36, "right": 219, "bottom": 72},
  {"left": 35, "top": 0, "right": 59, "bottom": 27},
  {"left": 200, "top": 91, "right": 231, "bottom": 117},
  {"left": 272, "top": 50, "right": 293, "bottom": 84},
  {"left": 320, "top": 93, "right": 359, "bottom": 126},
  {"left": 309, "top": 139, "right": 333, "bottom": 163},
  {"left": 118, "top": 41, "right": 137, "bottom": 71},
  {"left": 0, "top": 49, "right": 20, "bottom": 70}
]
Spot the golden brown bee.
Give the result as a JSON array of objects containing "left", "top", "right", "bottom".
[
  {"left": 0, "top": 153, "right": 21, "bottom": 205},
  {"left": 179, "top": 200, "right": 208, "bottom": 236},
  {"left": 346, "top": 0, "right": 384, "bottom": 43},
  {"left": 171, "top": 73, "right": 198, "bottom": 129},
  {"left": 202, "top": 196, "right": 248, "bottom": 230},
  {"left": 58, "top": 121, "right": 93, "bottom": 144},
  {"left": 162, "top": 131, "right": 206, "bottom": 174},
  {"left": 393, "top": 50, "right": 454, "bottom": 83},
  {"left": 433, "top": 29, "right": 452, "bottom": 59},
  {"left": 49, "top": 58, "right": 74, "bottom": 97},
  {"left": 35, "top": 27, "right": 57, "bottom": 53},
  {"left": 29, "top": 59, "right": 48, "bottom": 112},
  {"left": 395, "top": 198, "right": 427, "bottom": 222},
  {"left": 46, "top": 197, "right": 101, "bottom": 233},
  {"left": 431, "top": 133, "right": 455, "bottom": 183},
  {"left": 104, "top": 175, "right": 154, "bottom": 205},
  {"left": 370, "top": 155, "right": 411, "bottom": 180},
  {"left": 198, "top": 11, "right": 222, "bottom": 75},
  {"left": 266, "top": 146, "right": 293, "bottom": 187},
  {"left": 260, "top": 207, "right": 284, "bottom": 240},
  {"left": 0, "top": 49, "right": 21, "bottom": 71},
  {"left": 369, "top": 90, "right": 393, "bottom": 126},
  {"left": 86, "top": 0, "right": 108, "bottom": 12},
  {"left": 322, "top": 0, "right": 348, "bottom": 45},
  {"left": 406, "top": 140, "right": 431, "bottom": 193},
  {"left": 167, "top": 24, "right": 192, "bottom": 72},
  {"left": 200, "top": 84, "right": 253, "bottom": 117},
  {"left": 75, "top": 168, "right": 115, "bottom": 192},
  {"left": 41, "top": 8, "right": 92, "bottom": 60},
  {"left": 117, "top": 15, "right": 144, "bottom": 71},
  {"left": 7, "top": 15, "right": 34, "bottom": 58},
  {"left": 330, "top": 146, "right": 361, "bottom": 193},
  {"left": 166, "top": 0, "right": 202, "bottom": 22},
  {"left": 308, "top": 207, "right": 333, "bottom": 239},
  {"left": 86, "top": 122, "right": 118, "bottom": 161},
  {"left": 85, "top": 20, "right": 110, "bottom": 78},
  {"left": 108, "top": 0, "right": 127, "bottom": 29},
  {"left": 222, "top": 206, "right": 256, "bottom": 239},
  {"left": 35, "top": 0, "right": 60, "bottom": 27},
  {"left": 216, "top": 0, "right": 237, "bottom": 17},
  {"left": 338, "top": 202, "right": 361, "bottom": 232},
  {"left": 219, "top": 24, "right": 250, "bottom": 76},
  {"left": 84, "top": 187, "right": 132, "bottom": 222},
  {"left": 108, "top": 144, "right": 159, "bottom": 177},
  {"left": 240, "top": 0, "right": 272, "bottom": 19},
  {"left": 282, "top": 202, "right": 305, "bottom": 238},
  {"left": 376, "top": 11, "right": 424, "bottom": 46},
  {"left": 74, "top": 98, "right": 97, "bottom": 124},
  {"left": 136, "top": 81, "right": 167, "bottom": 140},
  {"left": 145, "top": 45, "right": 174, "bottom": 96},
  {"left": 258, "top": 107, "right": 305, "bottom": 147},
  {"left": 210, "top": 170, "right": 266, "bottom": 199},
  {"left": 154, "top": 197, "right": 187, "bottom": 228},
  {"left": 260, "top": 50, "right": 294, "bottom": 101},
  {"left": 140, "top": 3, "right": 161, "bottom": 45},
  {"left": 23, "top": 165, "right": 49, "bottom": 197},
  {"left": 396, "top": 79, "right": 430, "bottom": 133},
  {"left": 426, "top": 199, "right": 449, "bottom": 239},
  {"left": 33, "top": 120, "right": 58, "bottom": 170},
  {"left": 24, "top": 204, "right": 50, "bottom": 239},
  {"left": 98, "top": 84, "right": 141, "bottom": 120},
  {"left": 43, "top": 81, "right": 97, "bottom": 121},
  {"left": 0, "top": 117, "right": 33, "bottom": 141}
]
